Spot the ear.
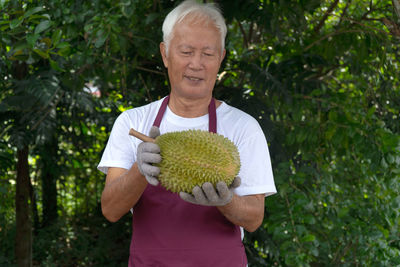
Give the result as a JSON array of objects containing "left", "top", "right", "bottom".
[
  {"left": 160, "top": 42, "right": 168, "bottom": 68},
  {"left": 220, "top": 49, "right": 226, "bottom": 64}
]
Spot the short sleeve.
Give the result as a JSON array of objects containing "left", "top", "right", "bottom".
[
  {"left": 234, "top": 128, "right": 276, "bottom": 197},
  {"left": 97, "top": 112, "right": 136, "bottom": 174}
]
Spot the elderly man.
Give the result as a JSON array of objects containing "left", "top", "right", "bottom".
[{"left": 98, "top": 0, "right": 276, "bottom": 266}]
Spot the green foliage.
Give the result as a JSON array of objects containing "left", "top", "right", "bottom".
[
  {"left": 224, "top": 0, "right": 400, "bottom": 266},
  {"left": 32, "top": 214, "right": 131, "bottom": 266},
  {"left": 1, "top": 211, "right": 132, "bottom": 266},
  {"left": 1, "top": 0, "right": 400, "bottom": 266}
]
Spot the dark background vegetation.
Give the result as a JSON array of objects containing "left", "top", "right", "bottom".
[{"left": 1, "top": 0, "right": 400, "bottom": 266}]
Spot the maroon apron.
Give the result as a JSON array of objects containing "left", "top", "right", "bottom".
[{"left": 129, "top": 96, "right": 247, "bottom": 266}]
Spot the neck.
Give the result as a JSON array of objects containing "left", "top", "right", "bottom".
[
  {"left": 168, "top": 90, "right": 224, "bottom": 118},
  {"left": 168, "top": 93, "right": 211, "bottom": 118}
]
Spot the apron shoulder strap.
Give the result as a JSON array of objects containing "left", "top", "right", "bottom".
[
  {"left": 153, "top": 95, "right": 217, "bottom": 133},
  {"left": 153, "top": 95, "right": 170, "bottom": 128}
]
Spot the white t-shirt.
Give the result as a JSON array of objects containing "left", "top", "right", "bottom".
[{"left": 98, "top": 97, "right": 276, "bottom": 197}]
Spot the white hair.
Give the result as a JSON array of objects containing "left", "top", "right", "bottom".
[{"left": 162, "top": 0, "right": 227, "bottom": 55}]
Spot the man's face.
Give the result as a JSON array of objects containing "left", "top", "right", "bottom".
[{"left": 160, "top": 19, "right": 226, "bottom": 101}]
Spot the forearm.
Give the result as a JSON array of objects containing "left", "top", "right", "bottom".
[
  {"left": 101, "top": 163, "right": 148, "bottom": 222},
  {"left": 217, "top": 194, "right": 265, "bottom": 232}
]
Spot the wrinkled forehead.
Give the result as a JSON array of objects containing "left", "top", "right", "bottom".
[
  {"left": 175, "top": 12, "right": 220, "bottom": 35},
  {"left": 171, "top": 20, "right": 222, "bottom": 51}
]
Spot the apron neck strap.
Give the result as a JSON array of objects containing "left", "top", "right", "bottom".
[
  {"left": 153, "top": 95, "right": 217, "bottom": 133},
  {"left": 208, "top": 96, "right": 217, "bottom": 133}
]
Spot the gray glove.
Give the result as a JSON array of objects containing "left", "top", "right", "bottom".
[
  {"left": 136, "top": 126, "right": 161, "bottom": 186},
  {"left": 179, "top": 177, "right": 241, "bottom": 206}
]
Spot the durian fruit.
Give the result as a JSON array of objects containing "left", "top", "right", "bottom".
[{"left": 129, "top": 129, "right": 241, "bottom": 193}]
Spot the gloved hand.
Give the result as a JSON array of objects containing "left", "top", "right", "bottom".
[
  {"left": 179, "top": 177, "right": 241, "bottom": 206},
  {"left": 136, "top": 126, "right": 161, "bottom": 186}
]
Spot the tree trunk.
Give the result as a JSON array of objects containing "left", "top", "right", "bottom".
[
  {"left": 15, "top": 146, "right": 32, "bottom": 267},
  {"left": 41, "top": 137, "right": 59, "bottom": 227},
  {"left": 29, "top": 178, "right": 40, "bottom": 233},
  {"left": 41, "top": 169, "right": 58, "bottom": 226}
]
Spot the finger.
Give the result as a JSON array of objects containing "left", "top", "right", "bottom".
[
  {"left": 179, "top": 192, "right": 197, "bottom": 204},
  {"left": 141, "top": 152, "right": 162, "bottom": 164},
  {"left": 141, "top": 142, "right": 160, "bottom": 154},
  {"left": 149, "top": 126, "right": 160, "bottom": 139},
  {"left": 229, "top": 176, "right": 241, "bottom": 189},
  {"left": 146, "top": 175, "right": 159, "bottom": 186},
  {"left": 141, "top": 164, "right": 160, "bottom": 177},
  {"left": 193, "top": 186, "right": 208, "bottom": 205},
  {"left": 216, "top": 181, "right": 232, "bottom": 201},
  {"left": 202, "top": 182, "right": 219, "bottom": 203}
]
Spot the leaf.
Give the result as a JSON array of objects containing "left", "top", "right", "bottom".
[
  {"left": 301, "top": 234, "right": 316, "bottom": 242},
  {"left": 3, "top": 95, "right": 37, "bottom": 110},
  {"left": 51, "top": 29, "right": 62, "bottom": 46},
  {"left": 57, "top": 48, "right": 71, "bottom": 58},
  {"left": 33, "top": 48, "right": 49, "bottom": 59},
  {"left": 325, "top": 125, "right": 336, "bottom": 140},
  {"left": 94, "top": 29, "right": 108, "bottom": 48},
  {"left": 80, "top": 122, "right": 89, "bottom": 135},
  {"left": 338, "top": 207, "right": 349, "bottom": 218},
  {"left": 310, "top": 247, "right": 319, "bottom": 257},
  {"left": 72, "top": 159, "right": 83, "bottom": 168},
  {"left": 13, "top": 41, "right": 29, "bottom": 52},
  {"left": 26, "top": 34, "right": 40, "bottom": 47},
  {"left": 23, "top": 6, "right": 45, "bottom": 19},
  {"left": 34, "top": 20, "right": 52, "bottom": 35},
  {"left": 296, "top": 129, "right": 307, "bottom": 143},
  {"left": 145, "top": 13, "right": 158, "bottom": 25},
  {"left": 49, "top": 59, "right": 64, "bottom": 72},
  {"left": 328, "top": 110, "right": 338, "bottom": 121},
  {"left": 26, "top": 14, "right": 50, "bottom": 22},
  {"left": 10, "top": 18, "right": 23, "bottom": 29},
  {"left": 9, "top": 50, "right": 22, "bottom": 60},
  {"left": 56, "top": 42, "right": 70, "bottom": 49},
  {"left": 0, "top": 24, "right": 9, "bottom": 31},
  {"left": 56, "top": 42, "right": 71, "bottom": 57}
]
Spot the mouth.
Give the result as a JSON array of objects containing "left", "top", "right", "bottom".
[{"left": 184, "top": 75, "right": 203, "bottom": 82}]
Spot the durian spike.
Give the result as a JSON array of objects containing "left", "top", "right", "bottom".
[{"left": 129, "top": 128, "right": 155, "bottom": 143}]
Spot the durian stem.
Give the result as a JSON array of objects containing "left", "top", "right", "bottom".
[{"left": 129, "top": 128, "right": 155, "bottom": 143}]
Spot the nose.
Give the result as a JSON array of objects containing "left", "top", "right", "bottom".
[{"left": 188, "top": 53, "right": 204, "bottom": 71}]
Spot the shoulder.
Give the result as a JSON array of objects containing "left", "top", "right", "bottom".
[
  {"left": 217, "top": 101, "right": 264, "bottom": 137},
  {"left": 121, "top": 98, "right": 164, "bottom": 121},
  {"left": 217, "top": 103, "right": 276, "bottom": 196},
  {"left": 113, "top": 98, "right": 165, "bottom": 130},
  {"left": 218, "top": 102, "right": 259, "bottom": 124}
]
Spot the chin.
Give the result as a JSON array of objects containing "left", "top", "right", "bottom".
[{"left": 183, "top": 90, "right": 211, "bottom": 100}]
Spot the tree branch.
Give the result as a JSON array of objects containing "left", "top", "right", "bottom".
[
  {"left": 139, "top": 73, "right": 153, "bottom": 102},
  {"left": 306, "top": 13, "right": 392, "bottom": 52},
  {"left": 236, "top": 19, "right": 249, "bottom": 48},
  {"left": 338, "top": 1, "right": 351, "bottom": 27},
  {"left": 305, "top": 29, "right": 364, "bottom": 51},
  {"left": 31, "top": 91, "right": 64, "bottom": 132},
  {"left": 121, "top": 56, "right": 127, "bottom": 97},
  {"left": 134, "top": 65, "right": 164, "bottom": 75},
  {"left": 360, "top": 3, "right": 374, "bottom": 20},
  {"left": 382, "top": 18, "right": 400, "bottom": 37},
  {"left": 339, "top": 15, "right": 392, "bottom": 35},
  {"left": 248, "top": 21, "right": 254, "bottom": 44},
  {"left": 393, "top": 0, "right": 400, "bottom": 20},
  {"left": 314, "top": 0, "right": 340, "bottom": 33},
  {"left": 284, "top": 193, "right": 303, "bottom": 250}
]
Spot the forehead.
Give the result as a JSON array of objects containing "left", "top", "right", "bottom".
[{"left": 171, "top": 17, "right": 221, "bottom": 49}]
